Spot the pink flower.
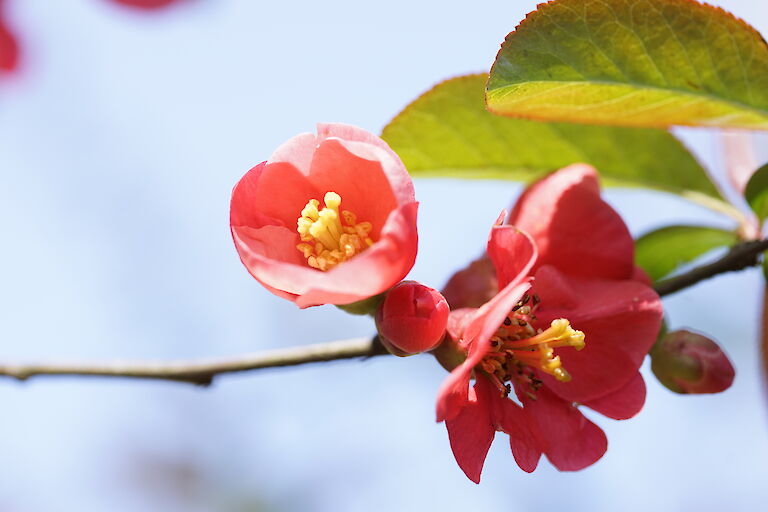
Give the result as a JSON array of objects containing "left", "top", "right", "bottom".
[
  {"left": 435, "top": 165, "right": 663, "bottom": 482},
  {"left": 230, "top": 123, "right": 418, "bottom": 308}
]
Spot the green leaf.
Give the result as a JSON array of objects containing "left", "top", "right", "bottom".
[
  {"left": 382, "top": 74, "right": 720, "bottom": 198},
  {"left": 744, "top": 163, "right": 768, "bottom": 222},
  {"left": 635, "top": 225, "right": 738, "bottom": 281},
  {"left": 486, "top": 0, "right": 768, "bottom": 129}
]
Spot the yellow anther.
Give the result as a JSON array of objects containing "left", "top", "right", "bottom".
[
  {"left": 324, "top": 192, "right": 341, "bottom": 210},
  {"left": 296, "top": 191, "right": 374, "bottom": 271}
]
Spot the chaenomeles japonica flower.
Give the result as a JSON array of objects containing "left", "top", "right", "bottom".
[
  {"left": 433, "top": 164, "right": 663, "bottom": 483},
  {"left": 230, "top": 123, "right": 418, "bottom": 309}
]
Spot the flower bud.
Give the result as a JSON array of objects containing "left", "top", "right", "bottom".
[
  {"left": 375, "top": 281, "right": 449, "bottom": 356},
  {"left": 651, "top": 329, "right": 735, "bottom": 394}
]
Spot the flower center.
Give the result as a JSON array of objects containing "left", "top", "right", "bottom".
[
  {"left": 296, "top": 191, "right": 374, "bottom": 271},
  {"left": 479, "top": 294, "right": 585, "bottom": 398}
]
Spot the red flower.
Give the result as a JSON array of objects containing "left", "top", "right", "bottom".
[
  {"left": 0, "top": 0, "right": 18, "bottom": 73},
  {"left": 230, "top": 123, "right": 418, "bottom": 308},
  {"left": 434, "top": 165, "right": 663, "bottom": 482}
]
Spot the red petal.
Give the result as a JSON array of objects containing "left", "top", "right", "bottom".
[
  {"left": 509, "top": 164, "right": 634, "bottom": 280},
  {"left": 487, "top": 226, "right": 538, "bottom": 289},
  {"left": 584, "top": 372, "right": 646, "bottom": 420},
  {"left": 498, "top": 396, "right": 543, "bottom": 472},
  {"left": 533, "top": 266, "right": 663, "bottom": 403},
  {"left": 445, "top": 380, "right": 496, "bottom": 484},
  {"left": 523, "top": 387, "right": 607, "bottom": 471}
]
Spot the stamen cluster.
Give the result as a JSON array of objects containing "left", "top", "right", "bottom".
[
  {"left": 296, "top": 192, "right": 374, "bottom": 271},
  {"left": 480, "top": 294, "right": 585, "bottom": 398}
]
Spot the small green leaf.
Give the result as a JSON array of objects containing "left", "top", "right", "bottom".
[
  {"left": 487, "top": 0, "right": 768, "bottom": 129},
  {"left": 636, "top": 225, "right": 738, "bottom": 282},
  {"left": 744, "top": 164, "right": 768, "bottom": 222},
  {"left": 382, "top": 74, "right": 720, "bottom": 198}
]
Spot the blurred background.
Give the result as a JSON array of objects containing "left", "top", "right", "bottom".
[{"left": 0, "top": 0, "right": 766, "bottom": 510}]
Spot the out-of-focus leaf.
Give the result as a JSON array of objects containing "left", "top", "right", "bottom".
[
  {"left": 486, "top": 0, "right": 768, "bottom": 129},
  {"left": 382, "top": 74, "right": 720, "bottom": 199},
  {"left": 744, "top": 163, "right": 768, "bottom": 222},
  {"left": 635, "top": 225, "right": 738, "bottom": 282}
]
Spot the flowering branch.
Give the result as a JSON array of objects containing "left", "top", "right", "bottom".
[{"left": 0, "top": 238, "right": 765, "bottom": 386}]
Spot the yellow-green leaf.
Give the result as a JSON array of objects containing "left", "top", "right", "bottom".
[
  {"left": 635, "top": 225, "right": 738, "bottom": 281},
  {"left": 382, "top": 74, "right": 720, "bottom": 198},
  {"left": 487, "top": 0, "right": 768, "bottom": 129}
]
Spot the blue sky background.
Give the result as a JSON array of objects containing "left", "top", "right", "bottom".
[{"left": 0, "top": 1, "right": 766, "bottom": 510}]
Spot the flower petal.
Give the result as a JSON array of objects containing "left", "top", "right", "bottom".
[
  {"left": 522, "top": 387, "right": 607, "bottom": 471},
  {"left": 583, "top": 372, "right": 646, "bottom": 420},
  {"left": 309, "top": 138, "right": 400, "bottom": 239},
  {"left": 487, "top": 226, "right": 538, "bottom": 289},
  {"left": 498, "top": 395, "right": 543, "bottom": 473},
  {"left": 533, "top": 266, "right": 663, "bottom": 403},
  {"left": 445, "top": 379, "right": 496, "bottom": 484},
  {"left": 231, "top": 159, "right": 322, "bottom": 229},
  {"left": 317, "top": 123, "right": 415, "bottom": 205},
  {"left": 509, "top": 164, "right": 634, "bottom": 280},
  {"left": 442, "top": 256, "right": 498, "bottom": 310}
]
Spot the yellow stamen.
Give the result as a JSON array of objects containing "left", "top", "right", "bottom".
[{"left": 296, "top": 191, "right": 374, "bottom": 271}]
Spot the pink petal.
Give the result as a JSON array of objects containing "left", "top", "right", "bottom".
[
  {"left": 509, "top": 165, "right": 635, "bottom": 280},
  {"left": 523, "top": 387, "right": 607, "bottom": 471},
  {"left": 445, "top": 379, "right": 496, "bottom": 484},
  {"left": 308, "top": 138, "right": 400, "bottom": 239},
  {"left": 487, "top": 226, "right": 538, "bottom": 289},
  {"left": 533, "top": 266, "right": 663, "bottom": 403},
  {"left": 231, "top": 159, "right": 322, "bottom": 229},
  {"left": 268, "top": 132, "right": 317, "bottom": 174},
  {"left": 317, "top": 123, "right": 415, "bottom": 206},
  {"left": 584, "top": 372, "right": 646, "bottom": 420}
]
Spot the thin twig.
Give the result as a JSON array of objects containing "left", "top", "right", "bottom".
[
  {"left": 654, "top": 239, "right": 768, "bottom": 297},
  {"left": 0, "top": 337, "right": 387, "bottom": 386},
  {"left": 1, "top": 239, "right": 766, "bottom": 386}
]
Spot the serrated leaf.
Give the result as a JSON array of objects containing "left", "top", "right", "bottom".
[
  {"left": 635, "top": 225, "right": 738, "bottom": 281},
  {"left": 382, "top": 74, "right": 720, "bottom": 198},
  {"left": 487, "top": 0, "right": 768, "bottom": 129},
  {"left": 744, "top": 163, "right": 768, "bottom": 222}
]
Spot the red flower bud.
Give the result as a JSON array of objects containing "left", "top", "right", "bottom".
[
  {"left": 651, "top": 329, "right": 735, "bottom": 394},
  {"left": 375, "top": 281, "right": 449, "bottom": 356}
]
